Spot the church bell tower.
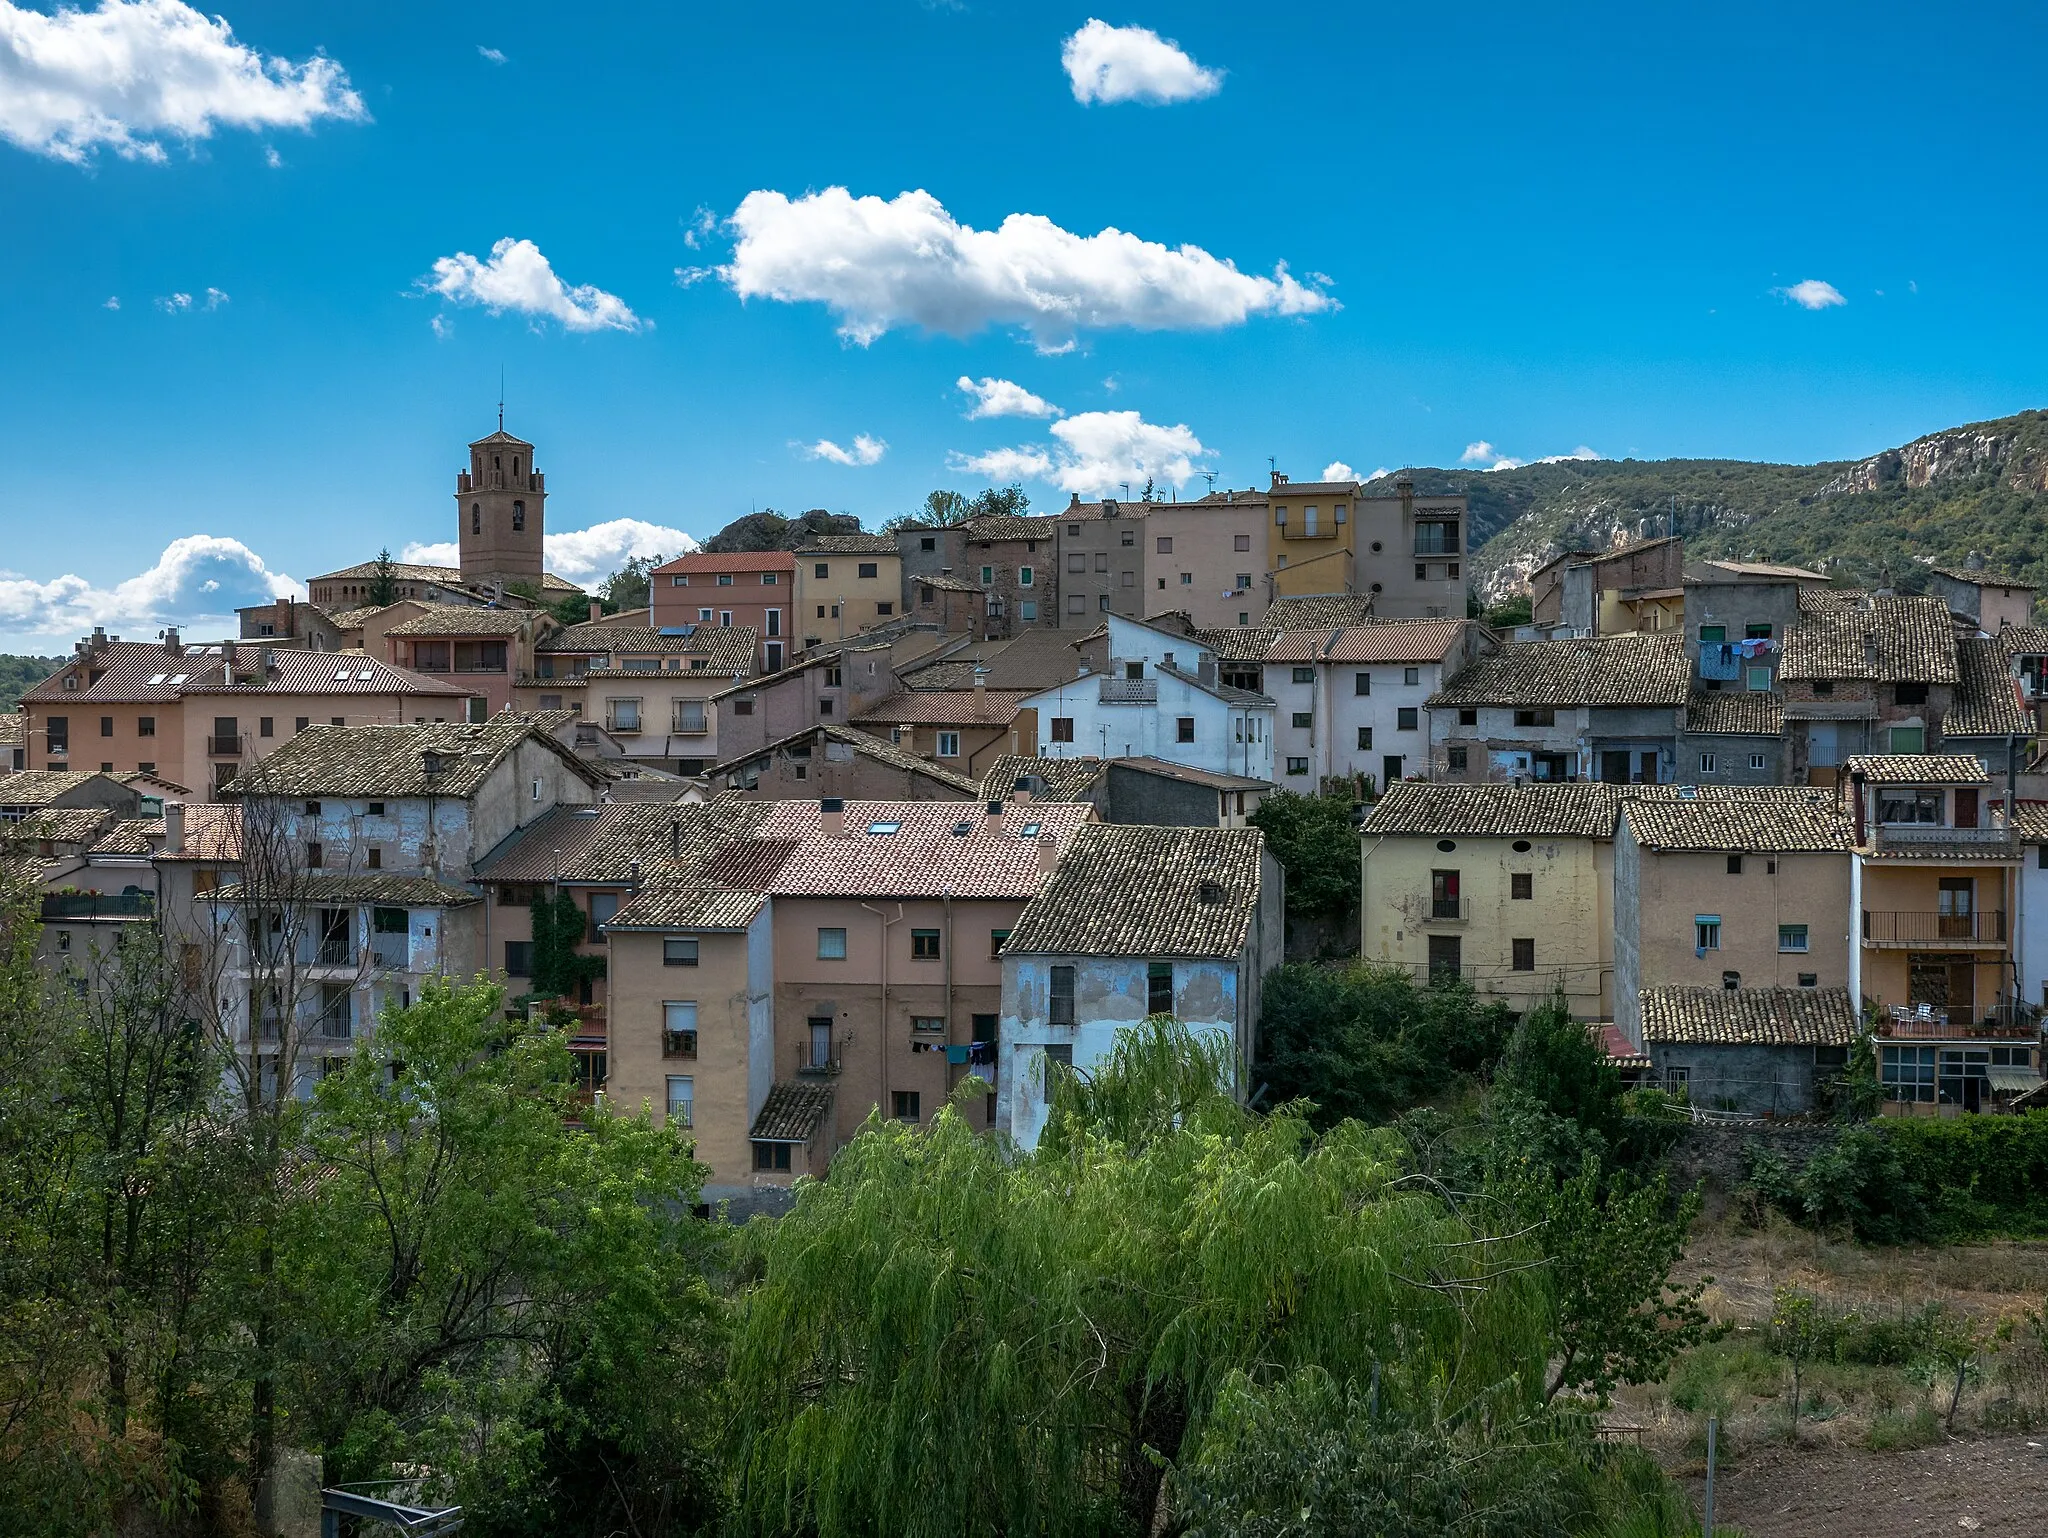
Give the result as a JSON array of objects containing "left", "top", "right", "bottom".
[{"left": 455, "top": 424, "right": 546, "bottom": 588}]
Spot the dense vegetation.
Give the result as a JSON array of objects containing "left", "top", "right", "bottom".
[
  {"left": 1, "top": 874, "right": 1704, "bottom": 1536},
  {"left": 0, "top": 653, "right": 60, "bottom": 703},
  {"left": 1397, "top": 405, "right": 2048, "bottom": 606}
]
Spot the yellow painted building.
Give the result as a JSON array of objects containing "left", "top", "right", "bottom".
[
  {"left": 1268, "top": 474, "right": 1468, "bottom": 620},
  {"left": 793, "top": 535, "right": 906, "bottom": 651}
]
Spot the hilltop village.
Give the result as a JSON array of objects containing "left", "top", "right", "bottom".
[{"left": 9, "top": 420, "right": 2045, "bottom": 1218}]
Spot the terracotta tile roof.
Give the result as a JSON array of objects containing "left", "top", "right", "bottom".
[
  {"left": 1429, "top": 633, "right": 1689, "bottom": 708},
  {"left": 1639, "top": 986, "right": 1859, "bottom": 1046},
  {"left": 851, "top": 690, "right": 1030, "bottom": 727},
  {"left": 795, "top": 533, "right": 898, "bottom": 554},
  {"left": 748, "top": 798, "right": 1093, "bottom": 899},
  {"left": 1112, "top": 756, "right": 1270, "bottom": 791},
  {"left": 0, "top": 770, "right": 129, "bottom": 806},
  {"left": 88, "top": 818, "right": 163, "bottom": 855},
  {"left": 914, "top": 574, "right": 985, "bottom": 594},
  {"left": 901, "top": 630, "right": 1087, "bottom": 693},
  {"left": 152, "top": 803, "right": 242, "bottom": 862},
  {"left": 224, "top": 715, "right": 595, "bottom": 799},
  {"left": 651, "top": 551, "right": 797, "bottom": 574},
  {"left": 1265, "top": 619, "right": 1470, "bottom": 664},
  {"left": 0, "top": 714, "right": 22, "bottom": 746},
  {"left": 323, "top": 606, "right": 392, "bottom": 631},
  {"left": 1001, "top": 823, "right": 1266, "bottom": 959},
  {"left": 1684, "top": 690, "right": 1785, "bottom": 735},
  {"left": 1599, "top": 1023, "right": 1653, "bottom": 1070},
  {"left": 960, "top": 513, "right": 1057, "bottom": 542},
  {"left": 1192, "top": 626, "right": 1281, "bottom": 662},
  {"left": 1621, "top": 787, "right": 1856, "bottom": 852},
  {"left": 15, "top": 807, "right": 116, "bottom": 843},
  {"left": 474, "top": 799, "right": 769, "bottom": 885},
  {"left": 1845, "top": 753, "right": 1989, "bottom": 784},
  {"left": 309, "top": 560, "right": 468, "bottom": 584},
  {"left": 980, "top": 755, "right": 1106, "bottom": 803},
  {"left": 211, "top": 873, "right": 484, "bottom": 907},
  {"left": 707, "top": 726, "right": 980, "bottom": 796},
  {"left": 1781, "top": 593, "right": 1958, "bottom": 683},
  {"left": 1946, "top": 639, "right": 2029, "bottom": 737},
  {"left": 1998, "top": 626, "right": 2048, "bottom": 657},
  {"left": 1362, "top": 781, "right": 1633, "bottom": 839},
  {"left": 1930, "top": 567, "right": 2034, "bottom": 589},
  {"left": 1264, "top": 595, "right": 1377, "bottom": 629},
  {"left": 1692, "top": 559, "right": 1828, "bottom": 582},
  {"left": 539, "top": 624, "right": 758, "bottom": 673},
  {"left": 383, "top": 605, "right": 543, "bottom": 637},
  {"left": 2014, "top": 802, "right": 2048, "bottom": 843},
  {"left": 750, "top": 1080, "right": 833, "bottom": 1141},
  {"left": 1269, "top": 479, "right": 1363, "bottom": 494},
  {"left": 20, "top": 642, "right": 472, "bottom": 703},
  {"left": 604, "top": 884, "right": 767, "bottom": 930},
  {"left": 1859, "top": 838, "right": 2020, "bottom": 863}
]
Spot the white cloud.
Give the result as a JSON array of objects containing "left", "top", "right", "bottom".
[
  {"left": 802, "top": 434, "right": 887, "bottom": 467},
  {"left": 154, "top": 286, "right": 225, "bottom": 313},
  {"left": 1061, "top": 19, "right": 1221, "bottom": 105},
  {"left": 424, "top": 237, "right": 642, "bottom": 333},
  {"left": 156, "top": 291, "right": 189, "bottom": 312},
  {"left": 715, "top": 186, "right": 1332, "bottom": 349},
  {"left": 1534, "top": 445, "right": 1600, "bottom": 465},
  {"left": 0, "top": 534, "right": 298, "bottom": 647},
  {"left": 1460, "top": 441, "right": 1500, "bottom": 464},
  {"left": 401, "top": 519, "right": 700, "bottom": 586},
  {"left": 682, "top": 206, "right": 716, "bottom": 249},
  {"left": 957, "top": 375, "right": 1062, "bottom": 420},
  {"left": 261, "top": 143, "right": 279, "bottom": 167},
  {"left": 0, "top": 0, "right": 365, "bottom": 165},
  {"left": 1322, "top": 461, "right": 1354, "bottom": 481},
  {"left": 102, "top": 295, "right": 119, "bottom": 309},
  {"left": 477, "top": 45, "right": 506, "bottom": 64},
  {"left": 1775, "top": 278, "right": 1845, "bottom": 310},
  {"left": 954, "top": 409, "right": 1208, "bottom": 496},
  {"left": 429, "top": 314, "right": 451, "bottom": 340},
  {"left": 1461, "top": 440, "right": 1600, "bottom": 472}
]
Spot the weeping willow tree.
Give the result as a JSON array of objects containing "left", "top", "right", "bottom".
[{"left": 725, "top": 1018, "right": 1560, "bottom": 1538}]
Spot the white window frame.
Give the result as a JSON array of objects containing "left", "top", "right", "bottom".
[
  {"left": 817, "top": 927, "right": 847, "bottom": 960},
  {"left": 936, "top": 731, "right": 961, "bottom": 758}
]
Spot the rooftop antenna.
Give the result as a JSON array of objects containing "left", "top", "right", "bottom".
[
  {"left": 497, "top": 365, "right": 505, "bottom": 432},
  {"left": 1268, "top": 455, "right": 1276, "bottom": 478},
  {"left": 1200, "top": 470, "right": 1218, "bottom": 493}
]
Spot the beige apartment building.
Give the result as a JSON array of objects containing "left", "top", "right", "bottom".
[
  {"left": 792, "top": 534, "right": 905, "bottom": 652},
  {"left": 1047, "top": 491, "right": 1271, "bottom": 630},
  {"left": 510, "top": 621, "right": 758, "bottom": 776},
  {"left": 1269, "top": 475, "right": 1467, "bottom": 619},
  {"left": 19, "top": 630, "right": 477, "bottom": 797}
]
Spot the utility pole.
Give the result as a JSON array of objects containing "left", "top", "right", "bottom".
[{"left": 1703, "top": 1415, "right": 1718, "bottom": 1536}]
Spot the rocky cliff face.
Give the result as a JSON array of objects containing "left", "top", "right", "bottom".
[{"left": 1815, "top": 418, "right": 2048, "bottom": 497}]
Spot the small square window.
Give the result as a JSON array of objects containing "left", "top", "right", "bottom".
[
  {"left": 1293, "top": 667, "right": 1315, "bottom": 684},
  {"left": 1354, "top": 672, "right": 1371, "bottom": 696},
  {"left": 1176, "top": 717, "right": 1196, "bottom": 743},
  {"left": 1700, "top": 753, "right": 1717, "bottom": 775},
  {"left": 1727, "top": 854, "right": 1743, "bottom": 874},
  {"left": 1798, "top": 972, "right": 1818, "bottom": 987},
  {"left": 1234, "top": 534, "right": 1250, "bottom": 551},
  {"left": 1746, "top": 666, "right": 1772, "bottom": 691},
  {"left": 911, "top": 929, "right": 941, "bottom": 960},
  {"left": 1778, "top": 924, "right": 1809, "bottom": 953},
  {"left": 1285, "top": 756, "right": 1309, "bottom": 775},
  {"left": 1358, "top": 727, "right": 1374, "bottom": 750},
  {"left": 752, "top": 1141, "right": 793, "bottom": 1171},
  {"left": 1415, "top": 564, "right": 1428, "bottom": 580},
  {"left": 1700, "top": 624, "right": 1726, "bottom": 643},
  {"left": 664, "top": 937, "right": 700, "bottom": 966},
  {"left": 817, "top": 927, "right": 847, "bottom": 960},
  {"left": 1695, "top": 917, "right": 1721, "bottom": 950},
  {"left": 1446, "top": 744, "right": 1465, "bottom": 771},
  {"left": 891, "top": 1091, "right": 921, "bottom": 1123},
  {"left": 1396, "top": 707, "right": 1418, "bottom": 730},
  {"left": 1750, "top": 753, "right": 1767, "bottom": 770},
  {"left": 1404, "top": 667, "right": 1419, "bottom": 686},
  {"left": 990, "top": 929, "right": 1010, "bottom": 958},
  {"left": 1458, "top": 707, "right": 1477, "bottom": 726},
  {"left": 1291, "top": 710, "right": 1314, "bottom": 728},
  {"left": 1156, "top": 536, "right": 1173, "bottom": 554}
]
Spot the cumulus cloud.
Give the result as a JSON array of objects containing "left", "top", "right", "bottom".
[
  {"left": 1461, "top": 440, "right": 1599, "bottom": 472},
  {"left": 477, "top": 45, "right": 505, "bottom": 64},
  {"left": 1775, "top": 278, "right": 1845, "bottom": 310},
  {"left": 0, "top": 534, "right": 298, "bottom": 647},
  {"left": 802, "top": 434, "right": 887, "bottom": 467},
  {"left": 1061, "top": 19, "right": 1221, "bottom": 105},
  {"left": 715, "top": 186, "right": 1332, "bottom": 349},
  {"left": 958, "top": 375, "right": 1062, "bottom": 420},
  {"left": 954, "top": 409, "right": 1208, "bottom": 496},
  {"left": 401, "top": 519, "right": 701, "bottom": 586},
  {"left": 1322, "top": 461, "right": 1354, "bottom": 481},
  {"left": 103, "top": 295, "right": 119, "bottom": 309},
  {"left": 0, "top": 0, "right": 366, "bottom": 164},
  {"left": 424, "top": 237, "right": 642, "bottom": 333}
]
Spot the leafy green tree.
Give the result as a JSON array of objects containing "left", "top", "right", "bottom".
[
  {"left": 279, "top": 982, "right": 721, "bottom": 1533},
  {"left": 724, "top": 1018, "right": 1552, "bottom": 1538},
  {"left": 600, "top": 552, "right": 664, "bottom": 613},
  {"left": 366, "top": 548, "right": 399, "bottom": 607},
  {"left": 1254, "top": 963, "right": 1514, "bottom": 1127},
  {"left": 1480, "top": 593, "right": 1532, "bottom": 628},
  {"left": 1922, "top": 1306, "right": 1985, "bottom": 1433},
  {"left": 966, "top": 484, "right": 1029, "bottom": 519},
  {"left": 1768, "top": 1287, "right": 1831, "bottom": 1440},
  {"left": 1493, "top": 1153, "right": 1708, "bottom": 1403},
  {"left": 1494, "top": 993, "right": 1624, "bottom": 1146},
  {"left": 1248, "top": 790, "right": 1360, "bottom": 944}
]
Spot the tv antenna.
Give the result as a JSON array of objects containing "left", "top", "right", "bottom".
[
  {"left": 1199, "top": 470, "right": 1219, "bottom": 493},
  {"left": 497, "top": 365, "right": 505, "bottom": 431}
]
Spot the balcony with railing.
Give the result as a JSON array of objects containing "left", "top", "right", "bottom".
[
  {"left": 207, "top": 735, "right": 242, "bottom": 756},
  {"left": 1099, "top": 677, "right": 1158, "bottom": 705},
  {"left": 1413, "top": 525, "right": 1462, "bottom": 556},
  {"left": 41, "top": 890, "right": 154, "bottom": 920},
  {"left": 1875, "top": 1003, "right": 2038, "bottom": 1040},
  {"left": 1872, "top": 820, "right": 2015, "bottom": 854},
  {"left": 1862, "top": 909, "right": 2008, "bottom": 947},
  {"left": 796, "top": 1043, "right": 841, "bottom": 1077},
  {"left": 369, "top": 931, "right": 410, "bottom": 970},
  {"left": 1424, "top": 896, "right": 1471, "bottom": 924}
]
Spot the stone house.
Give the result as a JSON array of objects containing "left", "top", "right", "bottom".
[
  {"left": 1529, "top": 536, "right": 1685, "bottom": 636},
  {"left": 383, "top": 604, "right": 558, "bottom": 717},
  {"left": 1427, "top": 633, "right": 1690, "bottom": 785},
  {"left": 896, "top": 513, "right": 1061, "bottom": 639},
  {"left": 1635, "top": 986, "right": 1860, "bottom": 1116},
  {"left": 996, "top": 824, "right": 1282, "bottom": 1148},
  {"left": 1779, "top": 591, "right": 1960, "bottom": 782}
]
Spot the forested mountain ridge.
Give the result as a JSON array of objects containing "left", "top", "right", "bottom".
[{"left": 1360, "top": 407, "right": 2048, "bottom": 607}]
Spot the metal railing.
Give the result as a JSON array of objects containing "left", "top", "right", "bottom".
[
  {"left": 1876, "top": 1005, "right": 2037, "bottom": 1040},
  {"left": 662, "top": 1029, "right": 698, "bottom": 1059},
  {"left": 1425, "top": 897, "right": 1471, "bottom": 923},
  {"left": 1862, "top": 909, "right": 2007, "bottom": 944},
  {"left": 1874, "top": 822, "right": 2013, "bottom": 849},
  {"left": 1099, "top": 678, "right": 1157, "bottom": 704},
  {"left": 797, "top": 1044, "right": 841, "bottom": 1076},
  {"left": 206, "top": 736, "right": 241, "bottom": 756},
  {"left": 41, "top": 891, "right": 154, "bottom": 919}
]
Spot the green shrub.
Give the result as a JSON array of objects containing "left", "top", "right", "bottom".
[{"left": 1866, "top": 1404, "right": 1940, "bottom": 1450}]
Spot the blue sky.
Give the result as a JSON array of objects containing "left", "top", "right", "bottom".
[{"left": 1, "top": 0, "right": 2044, "bottom": 647}]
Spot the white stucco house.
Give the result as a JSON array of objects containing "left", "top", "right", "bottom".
[{"left": 1018, "top": 613, "right": 1275, "bottom": 783}]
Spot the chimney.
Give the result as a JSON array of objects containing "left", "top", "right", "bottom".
[
  {"left": 221, "top": 639, "right": 236, "bottom": 677},
  {"left": 1037, "top": 833, "right": 1060, "bottom": 876},
  {"left": 1198, "top": 653, "right": 1217, "bottom": 688},
  {"left": 985, "top": 798, "right": 1005, "bottom": 833},
  {"left": 162, "top": 627, "right": 181, "bottom": 655},
  {"left": 588, "top": 599, "right": 603, "bottom": 624},
  {"left": 256, "top": 645, "right": 272, "bottom": 679},
  {"left": 276, "top": 596, "right": 294, "bottom": 636},
  {"left": 1068, "top": 492, "right": 1081, "bottom": 509},
  {"left": 162, "top": 802, "right": 185, "bottom": 855},
  {"left": 1010, "top": 776, "right": 1033, "bottom": 804},
  {"left": 90, "top": 626, "right": 108, "bottom": 653},
  {"left": 1863, "top": 632, "right": 1879, "bottom": 673},
  {"left": 973, "top": 667, "right": 987, "bottom": 692},
  {"left": 820, "top": 796, "right": 845, "bottom": 837},
  {"left": 1398, "top": 480, "right": 1415, "bottom": 520}
]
